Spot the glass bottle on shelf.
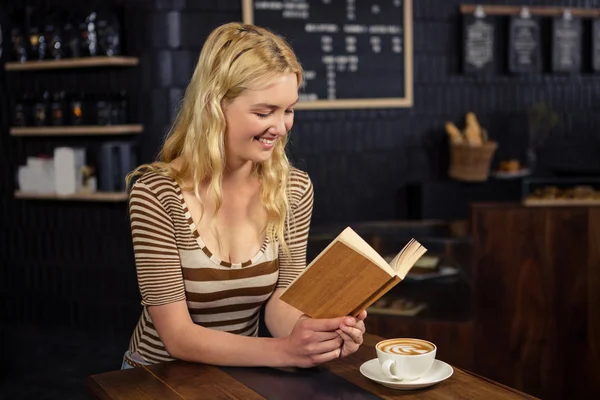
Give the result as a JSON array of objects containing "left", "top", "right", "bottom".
[
  {"left": 109, "top": 92, "right": 120, "bottom": 125},
  {"left": 97, "top": 10, "right": 121, "bottom": 57},
  {"left": 95, "top": 93, "right": 112, "bottom": 125},
  {"left": 69, "top": 92, "right": 86, "bottom": 125},
  {"left": 117, "top": 90, "right": 128, "bottom": 124},
  {"left": 13, "top": 94, "right": 28, "bottom": 126},
  {"left": 27, "top": 25, "right": 41, "bottom": 60},
  {"left": 10, "top": 25, "right": 28, "bottom": 62},
  {"left": 80, "top": 11, "right": 98, "bottom": 57},
  {"left": 33, "top": 91, "right": 50, "bottom": 126},
  {"left": 50, "top": 91, "right": 66, "bottom": 126},
  {"left": 47, "top": 23, "right": 64, "bottom": 60},
  {"left": 62, "top": 20, "right": 80, "bottom": 58}
]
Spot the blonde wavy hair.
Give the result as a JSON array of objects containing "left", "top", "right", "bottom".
[{"left": 126, "top": 22, "right": 303, "bottom": 256}]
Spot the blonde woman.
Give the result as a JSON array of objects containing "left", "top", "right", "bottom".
[{"left": 121, "top": 22, "right": 366, "bottom": 370}]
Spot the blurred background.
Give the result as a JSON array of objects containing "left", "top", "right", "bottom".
[{"left": 0, "top": 0, "right": 599, "bottom": 399}]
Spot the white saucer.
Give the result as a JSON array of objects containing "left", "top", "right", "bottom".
[{"left": 359, "top": 358, "right": 453, "bottom": 390}]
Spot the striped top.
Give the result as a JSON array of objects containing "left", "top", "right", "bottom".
[{"left": 126, "top": 168, "right": 314, "bottom": 364}]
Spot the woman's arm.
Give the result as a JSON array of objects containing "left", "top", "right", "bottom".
[
  {"left": 264, "top": 288, "right": 304, "bottom": 337},
  {"left": 149, "top": 299, "right": 346, "bottom": 368}
]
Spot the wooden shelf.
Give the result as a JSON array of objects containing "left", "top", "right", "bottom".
[
  {"left": 367, "top": 304, "right": 427, "bottom": 317},
  {"left": 460, "top": 4, "right": 600, "bottom": 17},
  {"left": 10, "top": 124, "right": 143, "bottom": 136},
  {"left": 5, "top": 56, "right": 139, "bottom": 71},
  {"left": 523, "top": 198, "right": 600, "bottom": 207},
  {"left": 15, "top": 191, "right": 128, "bottom": 202}
]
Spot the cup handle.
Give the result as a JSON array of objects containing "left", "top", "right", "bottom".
[{"left": 381, "top": 360, "right": 402, "bottom": 380}]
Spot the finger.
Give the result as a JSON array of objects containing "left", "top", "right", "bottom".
[
  {"left": 337, "top": 330, "right": 359, "bottom": 358},
  {"left": 304, "top": 316, "right": 347, "bottom": 332},
  {"left": 354, "top": 320, "right": 366, "bottom": 334},
  {"left": 357, "top": 310, "right": 368, "bottom": 320},
  {"left": 336, "top": 329, "right": 355, "bottom": 346},
  {"left": 340, "top": 325, "right": 364, "bottom": 344},
  {"left": 310, "top": 331, "right": 342, "bottom": 342},
  {"left": 339, "top": 323, "right": 366, "bottom": 335},
  {"left": 336, "top": 329, "right": 353, "bottom": 343},
  {"left": 309, "top": 347, "right": 342, "bottom": 365},
  {"left": 340, "top": 317, "right": 365, "bottom": 333},
  {"left": 308, "top": 336, "right": 344, "bottom": 355}
]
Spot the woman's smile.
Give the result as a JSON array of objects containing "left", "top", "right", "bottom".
[{"left": 254, "top": 135, "right": 277, "bottom": 149}]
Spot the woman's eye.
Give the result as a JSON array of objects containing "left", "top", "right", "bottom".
[
  {"left": 285, "top": 109, "right": 294, "bottom": 115},
  {"left": 255, "top": 112, "right": 271, "bottom": 118}
]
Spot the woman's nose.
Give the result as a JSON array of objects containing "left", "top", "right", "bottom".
[{"left": 270, "top": 116, "right": 287, "bottom": 136}]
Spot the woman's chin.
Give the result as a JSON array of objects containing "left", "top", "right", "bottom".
[
  {"left": 250, "top": 149, "right": 275, "bottom": 163},
  {"left": 253, "top": 154, "right": 273, "bottom": 164}
]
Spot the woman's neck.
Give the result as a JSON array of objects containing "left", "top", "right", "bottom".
[{"left": 223, "top": 161, "right": 256, "bottom": 187}]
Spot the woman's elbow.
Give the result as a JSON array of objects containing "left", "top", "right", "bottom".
[{"left": 157, "top": 323, "right": 193, "bottom": 361}]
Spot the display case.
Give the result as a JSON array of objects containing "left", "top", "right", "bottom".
[{"left": 307, "top": 220, "right": 475, "bottom": 369}]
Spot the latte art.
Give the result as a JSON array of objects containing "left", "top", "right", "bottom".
[{"left": 377, "top": 339, "right": 435, "bottom": 355}]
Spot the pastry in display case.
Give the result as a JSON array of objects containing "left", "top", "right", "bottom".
[
  {"left": 367, "top": 296, "right": 428, "bottom": 317},
  {"left": 491, "top": 159, "right": 531, "bottom": 179},
  {"left": 384, "top": 253, "right": 460, "bottom": 281},
  {"left": 522, "top": 177, "right": 600, "bottom": 206}
]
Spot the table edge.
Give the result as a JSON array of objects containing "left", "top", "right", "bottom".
[
  {"left": 85, "top": 375, "right": 114, "bottom": 400},
  {"left": 456, "top": 367, "right": 539, "bottom": 399}
]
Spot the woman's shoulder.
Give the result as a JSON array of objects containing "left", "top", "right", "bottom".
[
  {"left": 130, "top": 168, "right": 179, "bottom": 198},
  {"left": 287, "top": 167, "right": 313, "bottom": 207},
  {"left": 289, "top": 167, "right": 311, "bottom": 188}
]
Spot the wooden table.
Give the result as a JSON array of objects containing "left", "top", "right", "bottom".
[{"left": 86, "top": 334, "right": 538, "bottom": 399}]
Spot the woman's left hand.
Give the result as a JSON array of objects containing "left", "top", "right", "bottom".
[{"left": 336, "top": 310, "right": 367, "bottom": 358}]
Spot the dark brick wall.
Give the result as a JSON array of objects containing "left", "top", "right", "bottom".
[{"left": 137, "top": 0, "right": 600, "bottom": 225}]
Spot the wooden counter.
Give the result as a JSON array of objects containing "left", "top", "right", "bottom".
[
  {"left": 86, "top": 333, "right": 537, "bottom": 400},
  {"left": 471, "top": 203, "right": 600, "bottom": 400}
]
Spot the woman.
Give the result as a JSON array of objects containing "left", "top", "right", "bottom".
[{"left": 121, "top": 22, "right": 366, "bottom": 369}]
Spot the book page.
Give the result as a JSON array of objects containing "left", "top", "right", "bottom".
[
  {"left": 338, "top": 227, "right": 395, "bottom": 276},
  {"left": 388, "top": 239, "right": 413, "bottom": 274},
  {"left": 389, "top": 240, "right": 427, "bottom": 279}
]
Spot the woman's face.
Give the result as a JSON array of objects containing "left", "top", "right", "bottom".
[{"left": 222, "top": 73, "right": 298, "bottom": 169}]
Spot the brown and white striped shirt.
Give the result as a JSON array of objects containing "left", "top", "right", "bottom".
[{"left": 126, "top": 168, "right": 314, "bottom": 364}]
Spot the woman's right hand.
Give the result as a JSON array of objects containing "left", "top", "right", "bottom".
[{"left": 282, "top": 314, "right": 346, "bottom": 368}]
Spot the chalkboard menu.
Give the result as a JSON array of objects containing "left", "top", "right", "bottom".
[
  {"left": 552, "top": 16, "right": 582, "bottom": 73},
  {"left": 462, "top": 14, "right": 495, "bottom": 76},
  {"left": 508, "top": 15, "right": 542, "bottom": 74},
  {"left": 242, "top": 0, "right": 413, "bottom": 109}
]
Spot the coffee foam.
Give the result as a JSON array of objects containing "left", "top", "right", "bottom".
[{"left": 377, "top": 339, "right": 435, "bottom": 356}]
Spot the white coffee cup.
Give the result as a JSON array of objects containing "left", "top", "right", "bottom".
[{"left": 375, "top": 338, "right": 437, "bottom": 381}]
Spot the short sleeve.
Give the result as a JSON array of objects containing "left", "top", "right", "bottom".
[
  {"left": 128, "top": 180, "right": 186, "bottom": 306},
  {"left": 277, "top": 170, "right": 314, "bottom": 288}
]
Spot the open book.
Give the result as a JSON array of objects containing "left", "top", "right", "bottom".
[{"left": 279, "top": 227, "right": 427, "bottom": 319}]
